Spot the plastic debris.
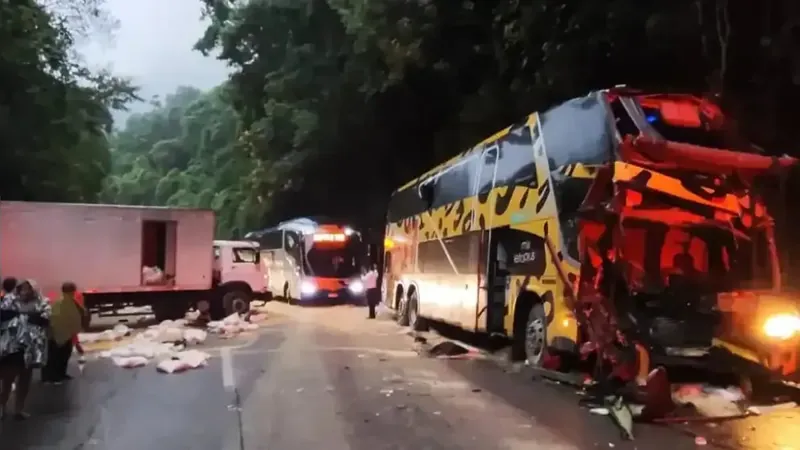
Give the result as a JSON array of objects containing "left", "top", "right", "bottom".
[
  {"left": 177, "top": 349, "right": 211, "bottom": 368},
  {"left": 112, "top": 356, "right": 148, "bottom": 368},
  {"left": 672, "top": 384, "right": 746, "bottom": 418},
  {"left": 747, "top": 401, "right": 798, "bottom": 416},
  {"left": 590, "top": 407, "right": 610, "bottom": 415},
  {"left": 79, "top": 323, "right": 132, "bottom": 344},
  {"left": 156, "top": 359, "right": 191, "bottom": 374},
  {"left": 695, "top": 436, "right": 707, "bottom": 446},
  {"left": 156, "top": 350, "right": 210, "bottom": 374},
  {"left": 207, "top": 313, "right": 259, "bottom": 337}
]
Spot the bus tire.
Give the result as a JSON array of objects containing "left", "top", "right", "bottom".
[
  {"left": 396, "top": 293, "right": 410, "bottom": 326},
  {"left": 408, "top": 292, "right": 428, "bottom": 332},
  {"left": 223, "top": 290, "right": 251, "bottom": 316},
  {"left": 522, "top": 303, "right": 550, "bottom": 367}
]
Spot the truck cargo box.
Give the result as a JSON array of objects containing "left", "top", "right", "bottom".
[{"left": 0, "top": 201, "right": 215, "bottom": 298}]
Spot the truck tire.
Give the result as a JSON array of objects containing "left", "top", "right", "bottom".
[{"left": 223, "top": 290, "right": 251, "bottom": 316}]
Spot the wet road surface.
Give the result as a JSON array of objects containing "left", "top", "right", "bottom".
[{"left": 2, "top": 303, "right": 799, "bottom": 449}]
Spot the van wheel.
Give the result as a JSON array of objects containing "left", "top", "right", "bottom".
[
  {"left": 223, "top": 291, "right": 251, "bottom": 316},
  {"left": 524, "top": 303, "right": 549, "bottom": 367},
  {"left": 407, "top": 292, "right": 428, "bottom": 332}
]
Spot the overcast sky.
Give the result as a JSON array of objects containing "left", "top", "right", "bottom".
[{"left": 79, "top": 0, "right": 231, "bottom": 122}]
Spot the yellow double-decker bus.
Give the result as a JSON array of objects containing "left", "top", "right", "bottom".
[
  {"left": 382, "top": 92, "right": 601, "bottom": 364},
  {"left": 382, "top": 87, "right": 800, "bottom": 385}
]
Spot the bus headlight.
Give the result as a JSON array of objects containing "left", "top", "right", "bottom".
[
  {"left": 348, "top": 280, "right": 365, "bottom": 294},
  {"left": 300, "top": 281, "right": 317, "bottom": 295},
  {"left": 763, "top": 314, "right": 800, "bottom": 340}
]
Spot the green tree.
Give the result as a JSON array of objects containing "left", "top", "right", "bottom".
[
  {"left": 191, "top": 0, "right": 800, "bottom": 235},
  {"left": 101, "top": 85, "right": 265, "bottom": 237},
  {"left": 0, "top": 0, "right": 138, "bottom": 202}
]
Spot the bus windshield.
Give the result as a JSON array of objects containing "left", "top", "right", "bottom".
[{"left": 305, "top": 246, "right": 361, "bottom": 278}]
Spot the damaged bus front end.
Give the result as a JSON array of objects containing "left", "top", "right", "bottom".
[{"left": 572, "top": 91, "right": 799, "bottom": 392}]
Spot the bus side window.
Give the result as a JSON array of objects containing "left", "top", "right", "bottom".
[
  {"left": 477, "top": 146, "right": 499, "bottom": 195},
  {"left": 431, "top": 155, "right": 479, "bottom": 208},
  {"left": 496, "top": 125, "right": 537, "bottom": 188},
  {"left": 540, "top": 94, "right": 614, "bottom": 169}
]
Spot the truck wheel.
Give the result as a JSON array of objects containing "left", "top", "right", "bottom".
[{"left": 223, "top": 290, "right": 251, "bottom": 316}]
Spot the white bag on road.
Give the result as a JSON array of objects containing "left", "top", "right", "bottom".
[{"left": 112, "top": 356, "right": 148, "bottom": 368}]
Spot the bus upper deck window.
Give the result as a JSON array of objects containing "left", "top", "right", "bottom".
[
  {"left": 483, "top": 147, "right": 498, "bottom": 163},
  {"left": 418, "top": 180, "right": 434, "bottom": 207}
]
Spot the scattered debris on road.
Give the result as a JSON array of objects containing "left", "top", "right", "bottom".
[
  {"left": 76, "top": 311, "right": 264, "bottom": 373},
  {"left": 207, "top": 312, "right": 262, "bottom": 337},
  {"left": 156, "top": 349, "right": 211, "bottom": 374}
]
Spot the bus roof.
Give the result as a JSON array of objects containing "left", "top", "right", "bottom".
[
  {"left": 393, "top": 114, "right": 536, "bottom": 193},
  {"left": 247, "top": 217, "right": 355, "bottom": 237}
]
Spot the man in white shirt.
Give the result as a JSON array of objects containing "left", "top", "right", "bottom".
[{"left": 363, "top": 265, "right": 379, "bottom": 319}]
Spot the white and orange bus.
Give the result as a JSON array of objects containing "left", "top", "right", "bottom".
[{"left": 246, "top": 218, "right": 369, "bottom": 304}]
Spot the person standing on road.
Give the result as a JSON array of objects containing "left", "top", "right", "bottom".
[
  {"left": 363, "top": 264, "right": 379, "bottom": 319},
  {"left": 43, "top": 282, "right": 86, "bottom": 384},
  {"left": 0, "top": 279, "right": 51, "bottom": 420}
]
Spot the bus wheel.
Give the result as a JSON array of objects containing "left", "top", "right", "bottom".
[
  {"left": 524, "top": 303, "right": 550, "bottom": 367},
  {"left": 408, "top": 292, "right": 428, "bottom": 332},
  {"left": 396, "top": 294, "right": 410, "bottom": 326}
]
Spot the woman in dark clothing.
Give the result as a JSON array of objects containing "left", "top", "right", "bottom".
[{"left": 0, "top": 280, "right": 51, "bottom": 420}]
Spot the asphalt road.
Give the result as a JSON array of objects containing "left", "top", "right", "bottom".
[{"left": 1, "top": 303, "right": 798, "bottom": 449}]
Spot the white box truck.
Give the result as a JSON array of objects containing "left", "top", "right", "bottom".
[{"left": 0, "top": 201, "right": 271, "bottom": 321}]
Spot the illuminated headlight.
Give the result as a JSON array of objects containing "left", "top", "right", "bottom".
[
  {"left": 348, "top": 280, "right": 365, "bottom": 294},
  {"left": 300, "top": 281, "right": 317, "bottom": 295},
  {"left": 763, "top": 314, "right": 800, "bottom": 340}
]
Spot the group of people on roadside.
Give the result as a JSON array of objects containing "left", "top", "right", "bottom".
[{"left": 0, "top": 277, "right": 87, "bottom": 420}]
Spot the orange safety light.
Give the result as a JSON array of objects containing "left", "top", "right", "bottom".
[{"left": 384, "top": 238, "right": 395, "bottom": 250}]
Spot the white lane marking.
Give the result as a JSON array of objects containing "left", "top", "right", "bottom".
[{"left": 221, "top": 347, "right": 235, "bottom": 389}]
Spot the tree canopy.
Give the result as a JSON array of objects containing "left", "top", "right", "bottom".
[
  {"left": 0, "top": 0, "right": 137, "bottom": 202},
  {"left": 99, "top": 85, "right": 264, "bottom": 237},
  {"left": 77, "top": 0, "right": 800, "bottom": 238}
]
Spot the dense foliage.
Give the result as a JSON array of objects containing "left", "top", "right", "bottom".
[
  {"left": 0, "top": 0, "right": 137, "bottom": 202},
  {"left": 101, "top": 0, "right": 799, "bottom": 239},
  {"left": 99, "top": 86, "right": 263, "bottom": 237}
]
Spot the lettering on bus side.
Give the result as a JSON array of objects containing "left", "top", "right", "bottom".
[{"left": 496, "top": 228, "right": 547, "bottom": 278}]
